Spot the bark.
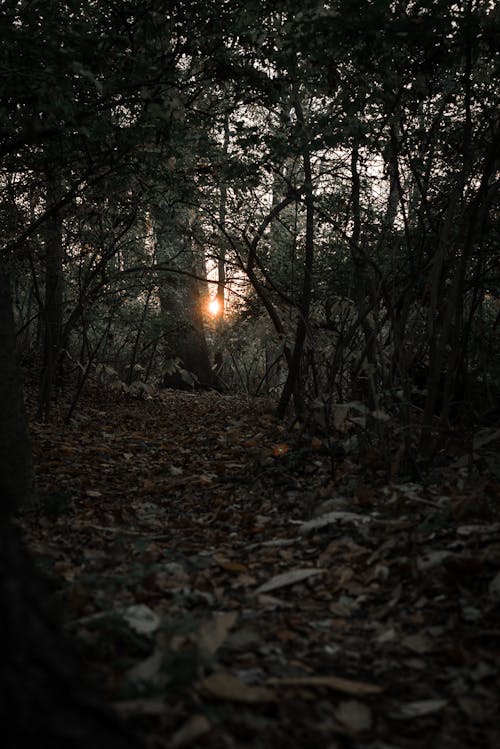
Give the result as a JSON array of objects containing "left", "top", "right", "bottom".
[
  {"left": 0, "top": 268, "right": 36, "bottom": 513},
  {"left": 216, "top": 107, "right": 230, "bottom": 318},
  {"left": 0, "top": 523, "right": 143, "bottom": 749},
  {"left": 276, "top": 95, "right": 314, "bottom": 418},
  {"left": 159, "top": 214, "right": 216, "bottom": 389},
  {"left": 38, "top": 172, "right": 64, "bottom": 420}
]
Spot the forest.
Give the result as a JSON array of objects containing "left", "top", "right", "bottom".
[{"left": 1, "top": 1, "right": 499, "bottom": 747}]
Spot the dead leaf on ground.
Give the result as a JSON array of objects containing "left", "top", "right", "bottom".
[
  {"left": 170, "top": 714, "right": 212, "bottom": 748},
  {"left": 114, "top": 697, "right": 166, "bottom": 718},
  {"left": 393, "top": 699, "right": 448, "bottom": 719},
  {"left": 255, "top": 568, "right": 324, "bottom": 594},
  {"left": 199, "top": 671, "right": 276, "bottom": 702},
  {"left": 196, "top": 611, "right": 238, "bottom": 655},
  {"left": 334, "top": 700, "right": 373, "bottom": 732},
  {"left": 267, "top": 675, "right": 383, "bottom": 696}
]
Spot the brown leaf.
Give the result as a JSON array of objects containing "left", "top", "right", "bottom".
[
  {"left": 215, "top": 556, "right": 248, "bottom": 573},
  {"left": 170, "top": 714, "right": 212, "bottom": 748},
  {"left": 334, "top": 700, "right": 373, "bottom": 732},
  {"left": 196, "top": 611, "right": 238, "bottom": 655},
  {"left": 267, "top": 675, "right": 383, "bottom": 696},
  {"left": 199, "top": 672, "right": 276, "bottom": 702}
]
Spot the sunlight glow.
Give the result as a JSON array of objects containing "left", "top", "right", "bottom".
[{"left": 208, "top": 298, "right": 221, "bottom": 317}]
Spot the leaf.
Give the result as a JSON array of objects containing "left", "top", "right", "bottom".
[
  {"left": 488, "top": 570, "right": 500, "bottom": 597},
  {"left": 114, "top": 697, "right": 166, "bottom": 718},
  {"left": 255, "top": 568, "right": 324, "bottom": 594},
  {"left": 120, "top": 604, "right": 160, "bottom": 636},
  {"left": 334, "top": 700, "right": 373, "bottom": 732},
  {"left": 393, "top": 699, "right": 448, "bottom": 719},
  {"left": 196, "top": 611, "right": 238, "bottom": 655},
  {"left": 401, "top": 633, "right": 434, "bottom": 654},
  {"left": 170, "top": 714, "right": 212, "bottom": 748},
  {"left": 143, "top": 479, "right": 161, "bottom": 493},
  {"left": 417, "top": 550, "right": 452, "bottom": 571},
  {"left": 199, "top": 672, "right": 275, "bottom": 702},
  {"left": 198, "top": 474, "right": 213, "bottom": 486},
  {"left": 299, "top": 512, "right": 371, "bottom": 534},
  {"left": 127, "top": 649, "right": 164, "bottom": 684},
  {"left": 267, "top": 675, "right": 383, "bottom": 696},
  {"left": 273, "top": 443, "right": 289, "bottom": 457},
  {"left": 473, "top": 427, "right": 500, "bottom": 450}
]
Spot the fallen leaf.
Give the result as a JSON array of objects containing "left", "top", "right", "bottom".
[
  {"left": 255, "top": 568, "right": 324, "bottom": 594},
  {"left": 120, "top": 604, "right": 161, "bottom": 636},
  {"left": 401, "top": 633, "right": 434, "bottom": 654},
  {"left": 417, "top": 550, "right": 452, "bottom": 572},
  {"left": 114, "top": 697, "right": 166, "bottom": 717},
  {"left": 196, "top": 611, "right": 238, "bottom": 655},
  {"left": 215, "top": 556, "right": 248, "bottom": 573},
  {"left": 393, "top": 699, "right": 448, "bottom": 719},
  {"left": 266, "top": 675, "right": 383, "bottom": 696},
  {"left": 199, "top": 672, "right": 275, "bottom": 702},
  {"left": 199, "top": 474, "right": 213, "bottom": 486},
  {"left": 143, "top": 479, "right": 160, "bottom": 493},
  {"left": 273, "top": 443, "right": 289, "bottom": 457},
  {"left": 170, "top": 714, "right": 212, "bottom": 748},
  {"left": 334, "top": 700, "right": 373, "bottom": 732},
  {"left": 488, "top": 570, "right": 500, "bottom": 597},
  {"left": 300, "top": 512, "right": 372, "bottom": 534},
  {"left": 127, "top": 649, "right": 164, "bottom": 684}
]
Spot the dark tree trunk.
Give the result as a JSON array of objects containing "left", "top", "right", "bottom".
[
  {"left": 0, "top": 524, "right": 143, "bottom": 749},
  {"left": 277, "top": 94, "right": 314, "bottom": 418},
  {"left": 38, "top": 173, "right": 65, "bottom": 420},
  {"left": 0, "top": 269, "right": 143, "bottom": 748},
  {"left": 159, "top": 215, "right": 217, "bottom": 389},
  {"left": 0, "top": 268, "right": 36, "bottom": 512}
]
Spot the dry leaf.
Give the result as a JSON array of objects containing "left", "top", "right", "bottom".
[
  {"left": 215, "top": 556, "right": 248, "bottom": 573},
  {"left": 273, "top": 443, "right": 289, "bottom": 457},
  {"left": 196, "top": 611, "right": 238, "bottom": 655},
  {"left": 120, "top": 604, "right": 161, "bottom": 635},
  {"left": 267, "top": 675, "right": 383, "bottom": 696},
  {"left": 394, "top": 699, "right": 448, "bottom": 719},
  {"left": 127, "top": 649, "right": 164, "bottom": 684},
  {"left": 334, "top": 700, "right": 373, "bottom": 732},
  {"left": 170, "top": 714, "right": 212, "bottom": 748},
  {"left": 300, "top": 512, "right": 371, "bottom": 534},
  {"left": 199, "top": 672, "right": 275, "bottom": 702},
  {"left": 114, "top": 697, "right": 166, "bottom": 718},
  {"left": 488, "top": 570, "right": 500, "bottom": 597},
  {"left": 401, "top": 633, "right": 434, "bottom": 654},
  {"left": 142, "top": 479, "right": 160, "bottom": 493},
  {"left": 255, "top": 568, "right": 324, "bottom": 594}
]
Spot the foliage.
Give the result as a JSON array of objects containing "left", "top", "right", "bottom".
[{"left": 1, "top": 0, "right": 498, "bottom": 457}]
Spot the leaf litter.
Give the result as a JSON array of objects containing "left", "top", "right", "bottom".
[{"left": 20, "top": 383, "right": 500, "bottom": 748}]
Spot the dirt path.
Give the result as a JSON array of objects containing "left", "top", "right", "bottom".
[{"left": 22, "top": 387, "right": 500, "bottom": 748}]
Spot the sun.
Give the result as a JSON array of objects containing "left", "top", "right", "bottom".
[{"left": 207, "top": 298, "right": 221, "bottom": 317}]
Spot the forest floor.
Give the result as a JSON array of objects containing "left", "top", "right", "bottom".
[{"left": 19, "top": 383, "right": 500, "bottom": 749}]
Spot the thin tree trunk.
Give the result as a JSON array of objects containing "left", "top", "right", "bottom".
[
  {"left": 38, "top": 172, "right": 64, "bottom": 420},
  {"left": 277, "top": 94, "right": 314, "bottom": 418}
]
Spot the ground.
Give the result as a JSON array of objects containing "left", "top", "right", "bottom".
[{"left": 18, "top": 382, "right": 500, "bottom": 748}]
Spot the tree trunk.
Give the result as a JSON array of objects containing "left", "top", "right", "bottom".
[
  {"left": 0, "top": 268, "right": 36, "bottom": 512},
  {"left": 38, "top": 172, "right": 64, "bottom": 420},
  {"left": 159, "top": 212, "right": 216, "bottom": 389},
  {"left": 277, "top": 95, "right": 314, "bottom": 418},
  {"left": 0, "top": 272, "right": 143, "bottom": 749},
  {"left": 0, "top": 524, "right": 143, "bottom": 749}
]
